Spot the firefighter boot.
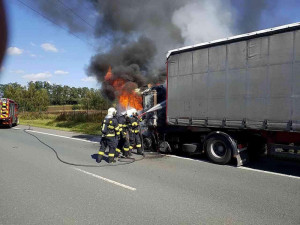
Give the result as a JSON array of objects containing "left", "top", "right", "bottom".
[
  {"left": 108, "top": 157, "right": 116, "bottom": 163},
  {"left": 96, "top": 154, "right": 103, "bottom": 163},
  {"left": 137, "top": 149, "right": 144, "bottom": 155}
]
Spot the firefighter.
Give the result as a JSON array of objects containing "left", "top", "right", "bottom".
[
  {"left": 128, "top": 108, "right": 144, "bottom": 155},
  {"left": 116, "top": 111, "right": 130, "bottom": 158},
  {"left": 97, "top": 107, "right": 120, "bottom": 163}
]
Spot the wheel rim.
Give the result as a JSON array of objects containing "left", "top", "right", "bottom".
[
  {"left": 143, "top": 138, "right": 152, "bottom": 150},
  {"left": 210, "top": 140, "right": 227, "bottom": 159}
]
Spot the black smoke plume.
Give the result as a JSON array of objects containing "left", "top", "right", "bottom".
[{"left": 28, "top": 0, "right": 289, "bottom": 101}]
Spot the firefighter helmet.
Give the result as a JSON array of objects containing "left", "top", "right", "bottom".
[
  {"left": 107, "top": 107, "right": 117, "bottom": 116},
  {"left": 127, "top": 109, "right": 133, "bottom": 117},
  {"left": 131, "top": 108, "right": 137, "bottom": 116}
]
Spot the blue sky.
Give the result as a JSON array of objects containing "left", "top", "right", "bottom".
[
  {"left": 0, "top": 0, "right": 99, "bottom": 88},
  {"left": 0, "top": 0, "right": 300, "bottom": 89}
]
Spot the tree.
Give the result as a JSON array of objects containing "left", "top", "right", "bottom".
[
  {"left": 51, "top": 84, "right": 63, "bottom": 105},
  {"left": 69, "top": 87, "right": 79, "bottom": 104},
  {"left": 36, "top": 89, "right": 50, "bottom": 111},
  {"left": 3, "top": 83, "right": 26, "bottom": 110},
  {"left": 2, "top": 82, "right": 109, "bottom": 111}
]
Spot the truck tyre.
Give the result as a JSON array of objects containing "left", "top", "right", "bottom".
[
  {"left": 8, "top": 121, "right": 12, "bottom": 128},
  {"left": 143, "top": 137, "right": 152, "bottom": 151},
  {"left": 159, "top": 141, "right": 171, "bottom": 153},
  {"left": 205, "top": 135, "right": 232, "bottom": 164}
]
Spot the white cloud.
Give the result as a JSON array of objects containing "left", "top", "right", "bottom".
[
  {"left": 41, "top": 43, "right": 58, "bottom": 52},
  {"left": 30, "top": 54, "right": 37, "bottom": 57},
  {"left": 81, "top": 77, "right": 97, "bottom": 82},
  {"left": 54, "top": 70, "right": 69, "bottom": 75},
  {"left": 22, "top": 72, "right": 52, "bottom": 81},
  {"left": 30, "top": 42, "right": 36, "bottom": 47},
  {"left": 7, "top": 47, "right": 24, "bottom": 55}
]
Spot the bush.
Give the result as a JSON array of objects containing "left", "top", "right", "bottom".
[
  {"left": 71, "top": 105, "right": 81, "bottom": 110},
  {"left": 19, "top": 112, "right": 55, "bottom": 120},
  {"left": 55, "top": 111, "right": 105, "bottom": 123}
]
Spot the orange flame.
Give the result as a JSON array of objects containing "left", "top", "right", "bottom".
[
  {"left": 104, "top": 66, "right": 113, "bottom": 81},
  {"left": 104, "top": 67, "right": 143, "bottom": 110}
]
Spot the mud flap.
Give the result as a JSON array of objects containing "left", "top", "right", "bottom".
[{"left": 235, "top": 147, "right": 249, "bottom": 167}]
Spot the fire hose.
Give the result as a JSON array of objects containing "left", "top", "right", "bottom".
[{"left": 23, "top": 128, "right": 145, "bottom": 168}]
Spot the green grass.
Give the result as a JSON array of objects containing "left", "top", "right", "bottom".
[
  {"left": 19, "top": 112, "right": 102, "bottom": 135},
  {"left": 47, "top": 105, "right": 74, "bottom": 112}
]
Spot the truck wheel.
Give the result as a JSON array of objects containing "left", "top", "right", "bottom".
[
  {"left": 8, "top": 121, "right": 12, "bottom": 128},
  {"left": 205, "top": 136, "right": 232, "bottom": 164},
  {"left": 159, "top": 141, "right": 171, "bottom": 153},
  {"left": 143, "top": 137, "right": 152, "bottom": 151}
]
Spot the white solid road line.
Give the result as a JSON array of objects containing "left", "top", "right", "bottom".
[
  {"left": 167, "top": 155, "right": 300, "bottom": 180},
  {"left": 74, "top": 168, "right": 136, "bottom": 191},
  {"left": 167, "top": 155, "right": 203, "bottom": 162},
  {"left": 24, "top": 129, "right": 98, "bottom": 144},
  {"left": 237, "top": 166, "right": 300, "bottom": 180},
  {"left": 16, "top": 128, "right": 299, "bottom": 180}
]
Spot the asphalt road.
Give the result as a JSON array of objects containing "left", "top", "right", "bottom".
[{"left": 1, "top": 125, "right": 300, "bottom": 225}]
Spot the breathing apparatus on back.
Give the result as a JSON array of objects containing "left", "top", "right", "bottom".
[{"left": 102, "top": 107, "right": 117, "bottom": 135}]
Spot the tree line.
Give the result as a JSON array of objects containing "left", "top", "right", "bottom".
[{"left": 0, "top": 81, "right": 109, "bottom": 112}]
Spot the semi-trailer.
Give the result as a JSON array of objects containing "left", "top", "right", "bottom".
[{"left": 142, "top": 22, "right": 300, "bottom": 165}]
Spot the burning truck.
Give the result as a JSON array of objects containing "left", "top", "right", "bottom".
[
  {"left": 99, "top": 23, "right": 300, "bottom": 166},
  {"left": 140, "top": 23, "right": 300, "bottom": 166}
]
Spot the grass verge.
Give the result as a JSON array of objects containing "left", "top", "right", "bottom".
[
  {"left": 20, "top": 119, "right": 101, "bottom": 135},
  {"left": 19, "top": 112, "right": 102, "bottom": 135}
]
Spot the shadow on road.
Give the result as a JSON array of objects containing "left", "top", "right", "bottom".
[
  {"left": 73, "top": 134, "right": 100, "bottom": 143},
  {"left": 242, "top": 157, "right": 300, "bottom": 177},
  {"left": 174, "top": 152, "right": 300, "bottom": 177},
  {"left": 91, "top": 153, "right": 109, "bottom": 163},
  {"left": 0, "top": 126, "right": 11, "bottom": 129}
]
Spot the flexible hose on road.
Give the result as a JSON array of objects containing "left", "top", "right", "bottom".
[{"left": 24, "top": 129, "right": 145, "bottom": 168}]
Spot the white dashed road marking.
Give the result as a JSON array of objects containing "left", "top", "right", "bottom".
[{"left": 74, "top": 168, "right": 136, "bottom": 191}]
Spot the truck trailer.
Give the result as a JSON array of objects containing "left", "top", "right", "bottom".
[
  {"left": 142, "top": 22, "right": 300, "bottom": 166},
  {"left": 0, "top": 98, "right": 19, "bottom": 128}
]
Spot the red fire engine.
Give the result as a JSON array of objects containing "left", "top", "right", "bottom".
[{"left": 0, "top": 98, "right": 18, "bottom": 128}]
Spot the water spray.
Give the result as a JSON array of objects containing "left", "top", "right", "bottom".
[{"left": 139, "top": 100, "right": 166, "bottom": 118}]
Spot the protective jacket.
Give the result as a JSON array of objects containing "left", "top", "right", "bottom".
[
  {"left": 101, "top": 115, "right": 120, "bottom": 137},
  {"left": 97, "top": 115, "right": 120, "bottom": 163},
  {"left": 129, "top": 116, "right": 142, "bottom": 134},
  {"left": 128, "top": 115, "right": 143, "bottom": 155},
  {"left": 116, "top": 115, "right": 130, "bottom": 157}
]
